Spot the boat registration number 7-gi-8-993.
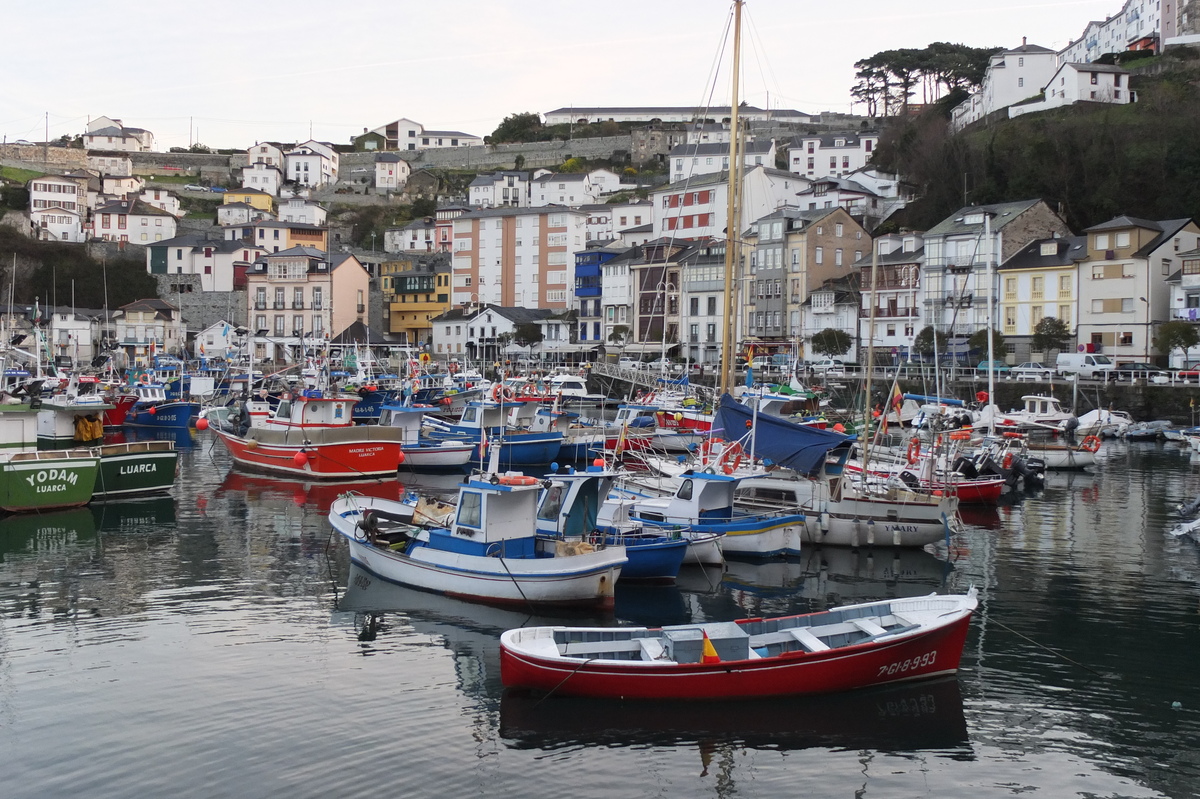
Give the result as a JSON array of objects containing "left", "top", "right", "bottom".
[{"left": 878, "top": 650, "right": 936, "bottom": 677}]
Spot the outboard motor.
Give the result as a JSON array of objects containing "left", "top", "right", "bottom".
[
  {"left": 952, "top": 455, "right": 979, "bottom": 479},
  {"left": 1011, "top": 455, "right": 1046, "bottom": 489},
  {"left": 1061, "top": 416, "right": 1080, "bottom": 441}
]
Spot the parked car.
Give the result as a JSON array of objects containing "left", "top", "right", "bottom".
[
  {"left": 976, "top": 360, "right": 1011, "bottom": 373},
  {"left": 1055, "top": 352, "right": 1115, "bottom": 379},
  {"left": 1113, "top": 362, "right": 1168, "bottom": 381},
  {"left": 209, "top": 186, "right": 225, "bottom": 193},
  {"left": 808, "top": 359, "right": 846, "bottom": 376},
  {"left": 1011, "top": 362, "right": 1053, "bottom": 380},
  {"left": 647, "top": 357, "right": 681, "bottom": 373},
  {"left": 183, "top": 184, "right": 207, "bottom": 192}
]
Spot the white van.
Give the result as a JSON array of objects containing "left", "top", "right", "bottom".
[{"left": 1055, "top": 352, "right": 1115, "bottom": 379}]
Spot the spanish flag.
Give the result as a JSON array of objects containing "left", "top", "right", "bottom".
[
  {"left": 701, "top": 630, "right": 721, "bottom": 664},
  {"left": 891, "top": 383, "right": 904, "bottom": 409}
]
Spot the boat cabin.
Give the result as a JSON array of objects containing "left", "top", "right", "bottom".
[
  {"left": 427, "top": 476, "right": 543, "bottom": 558},
  {"left": 456, "top": 400, "right": 536, "bottom": 434},
  {"left": 36, "top": 399, "right": 112, "bottom": 449},
  {"left": 613, "top": 404, "right": 659, "bottom": 429},
  {"left": 378, "top": 403, "right": 427, "bottom": 444},
  {"left": 248, "top": 390, "right": 359, "bottom": 430},
  {"left": 526, "top": 406, "right": 576, "bottom": 436},
  {"left": 536, "top": 466, "right": 616, "bottom": 538},
  {"left": 630, "top": 471, "right": 738, "bottom": 524}
]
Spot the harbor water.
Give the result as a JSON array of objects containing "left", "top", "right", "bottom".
[{"left": 2, "top": 432, "right": 1200, "bottom": 798}]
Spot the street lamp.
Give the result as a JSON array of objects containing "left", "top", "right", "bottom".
[{"left": 655, "top": 279, "right": 677, "bottom": 377}]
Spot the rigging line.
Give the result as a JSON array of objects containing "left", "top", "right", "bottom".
[
  {"left": 741, "top": 6, "right": 785, "bottom": 115},
  {"left": 988, "top": 617, "right": 1107, "bottom": 678},
  {"left": 532, "top": 656, "right": 600, "bottom": 707}
]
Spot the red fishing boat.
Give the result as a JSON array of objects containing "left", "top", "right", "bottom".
[
  {"left": 210, "top": 390, "right": 407, "bottom": 479},
  {"left": 500, "top": 590, "right": 977, "bottom": 700}
]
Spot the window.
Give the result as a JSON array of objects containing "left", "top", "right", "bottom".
[
  {"left": 1018, "top": 77, "right": 1024, "bottom": 88},
  {"left": 834, "top": 249, "right": 843, "bottom": 266},
  {"left": 707, "top": 297, "right": 717, "bottom": 315},
  {"left": 1116, "top": 232, "right": 1130, "bottom": 247},
  {"left": 814, "top": 247, "right": 823, "bottom": 265},
  {"left": 1005, "top": 277, "right": 1017, "bottom": 299},
  {"left": 1058, "top": 275, "right": 1072, "bottom": 297},
  {"left": 457, "top": 492, "right": 482, "bottom": 527},
  {"left": 1120, "top": 331, "right": 1134, "bottom": 346},
  {"left": 1031, "top": 276, "right": 1044, "bottom": 299}
]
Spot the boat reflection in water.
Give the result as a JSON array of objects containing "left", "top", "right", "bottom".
[
  {"left": 217, "top": 470, "right": 404, "bottom": 514},
  {"left": 500, "top": 677, "right": 967, "bottom": 753},
  {"left": 614, "top": 582, "right": 690, "bottom": 627},
  {"left": 718, "top": 546, "right": 952, "bottom": 599},
  {"left": 90, "top": 495, "right": 178, "bottom": 534},
  {"left": 0, "top": 506, "right": 98, "bottom": 561}
]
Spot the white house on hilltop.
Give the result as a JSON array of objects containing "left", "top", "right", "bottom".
[
  {"left": 83, "top": 116, "right": 154, "bottom": 152},
  {"left": 374, "top": 152, "right": 410, "bottom": 192},
  {"left": 284, "top": 140, "right": 339, "bottom": 188},
  {"left": 1008, "top": 62, "right": 1133, "bottom": 120},
  {"left": 950, "top": 40, "right": 1059, "bottom": 132},
  {"left": 787, "top": 132, "right": 878, "bottom": 180}
]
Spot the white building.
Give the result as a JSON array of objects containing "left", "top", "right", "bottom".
[
  {"left": 242, "top": 162, "right": 283, "bottom": 195},
  {"left": 543, "top": 105, "right": 809, "bottom": 125},
  {"left": 83, "top": 116, "right": 154, "bottom": 152},
  {"left": 277, "top": 198, "right": 327, "bottom": 226},
  {"left": 531, "top": 173, "right": 601, "bottom": 207},
  {"left": 450, "top": 206, "right": 588, "bottom": 309},
  {"left": 101, "top": 174, "right": 144, "bottom": 199},
  {"left": 147, "top": 235, "right": 265, "bottom": 293},
  {"left": 600, "top": 247, "right": 638, "bottom": 345},
  {"left": 1009, "top": 63, "right": 1134, "bottom": 120},
  {"left": 374, "top": 152, "right": 410, "bottom": 192},
  {"left": 92, "top": 199, "right": 178, "bottom": 243},
  {"left": 669, "top": 139, "right": 776, "bottom": 183},
  {"left": 87, "top": 151, "right": 133, "bottom": 177},
  {"left": 247, "top": 142, "right": 285, "bottom": 169},
  {"left": 139, "top": 188, "right": 182, "bottom": 218},
  {"left": 650, "top": 166, "right": 808, "bottom": 241},
  {"left": 787, "top": 132, "right": 878, "bottom": 180},
  {"left": 1061, "top": 0, "right": 1163, "bottom": 62},
  {"left": 950, "top": 41, "right": 1059, "bottom": 131},
  {"left": 284, "top": 140, "right": 339, "bottom": 188},
  {"left": 28, "top": 174, "right": 87, "bottom": 218},
  {"left": 217, "top": 202, "right": 272, "bottom": 227},
  {"left": 470, "top": 171, "right": 531, "bottom": 208},
  {"left": 194, "top": 320, "right": 240, "bottom": 360},
  {"left": 31, "top": 207, "right": 85, "bottom": 243}
]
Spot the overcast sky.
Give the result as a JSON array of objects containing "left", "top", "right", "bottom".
[{"left": 2, "top": 0, "right": 1120, "bottom": 150}]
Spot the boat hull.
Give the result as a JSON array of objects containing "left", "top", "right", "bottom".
[
  {"left": 500, "top": 596, "right": 975, "bottom": 700},
  {"left": 213, "top": 427, "right": 403, "bottom": 479},
  {"left": 102, "top": 394, "right": 138, "bottom": 427},
  {"left": 125, "top": 401, "right": 199, "bottom": 429},
  {"left": 0, "top": 452, "right": 100, "bottom": 513},
  {"left": 399, "top": 442, "right": 475, "bottom": 470},
  {"left": 93, "top": 441, "right": 178, "bottom": 499}
]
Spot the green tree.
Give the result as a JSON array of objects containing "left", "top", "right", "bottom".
[
  {"left": 513, "top": 323, "right": 544, "bottom": 347},
  {"left": 559, "top": 157, "right": 587, "bottom": 173},
  {"left": 811, "top": 328, "right": 852, "bottom": 357},
  {"left": 513, "top": 154, "right": 526, "bottom": 170},
  {"left": 411, "top": 197, "right": 437, "bottom": 218},
  {"left": 913, "top": 325, "right": 949, "bottom": 356},
  {"left": 1031, "top": 316, "right": 1072, "bottom": 356},
  {"left": 608, "top": 324, "right": 629, "bottom": 345},
  {"left": 487, "top": 112, "right": 544, "bottom": 144},
  {"left": 968, "top": 328, "right": 1006, "bottom": 358},
  {"left": 1153, "top": 320, "right": 1200, "bottom": 362}
]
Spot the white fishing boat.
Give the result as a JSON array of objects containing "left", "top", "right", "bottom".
[{"left": 329, "top": 474, "right": 627, "bottom": 608}]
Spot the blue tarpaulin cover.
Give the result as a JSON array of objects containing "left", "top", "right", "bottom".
[{"left": 712, "top": 393, "right": 851, "bottom": 477}]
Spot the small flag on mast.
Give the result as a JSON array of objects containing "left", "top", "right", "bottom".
[{"left": 700, "top": 631, "right": 721, "bottom": 664}]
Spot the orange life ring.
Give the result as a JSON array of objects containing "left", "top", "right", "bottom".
[
  {"left": 1081, "top": 435, "right": 1101, "bottom": 453},
  {"left": 906, "top": 438, "right": 921, "bottom": 465},
  {"left": 700, "top": 438, "right": 714, "bottom": 464},
  {"left": 1002, "top": 431, "right": 1024, "bottom": 438},
  {"left": 139, "top": 373, "right": 151, "bottom": 385},
  {"left": 721, "top": 442, "right": 744, "bottom": 474},
  {"left": 497, "top": 474, "right": 539, "bottom": 486}
]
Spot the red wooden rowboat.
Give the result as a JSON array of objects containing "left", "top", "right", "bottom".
[{"left": 500, "top": 589, "right": 977, "bottom": 700}]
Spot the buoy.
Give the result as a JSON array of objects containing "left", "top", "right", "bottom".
[
  {"left": 396, "top": 450, "right": 406, "bottom": 465},
  {"left": 148, "top": 406, "right": 157, "bottom": 415},
  {"left": 196, "top": 417, "right": 209, "bottom": 431},
  {"left": 674, "top": 412, "right": 683, "bottom": 421},
  {"left": 293, "top": 451, "right": 308, "bottom": 468},
  {"left": 833, "top": 423, "right": 845, "bottom": 433},
  {"left": 593, "top": 458, "right": 605, "bottom": 468},
  {"left": 245, "top": 439, "right": 258, "bottom": 450}
]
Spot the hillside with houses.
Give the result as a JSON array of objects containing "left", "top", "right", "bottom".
[{"left": 3, "top": 0, "right": 1200, "bottom": 373}]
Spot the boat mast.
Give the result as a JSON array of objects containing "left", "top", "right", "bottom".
[
  {"left": 859, "top": 238, "right": 880, "bottom": 485},
  {"left": 718, "top": 0, "right": 744, "bottom": 397},
  {"left": 985, "top": 212, "right": 996, "bottom": 436}
]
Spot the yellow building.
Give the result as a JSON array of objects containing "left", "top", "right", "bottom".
[
  {"left": 381, "top": 258, "right": 452, "bottom": 346},
  {"left": 222, "top": 187, "right": 274, "bottom": 213}
]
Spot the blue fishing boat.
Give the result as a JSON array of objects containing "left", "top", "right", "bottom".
[
  {"left": 124, "top": 381, "right": 199, "bottom": 429},
  {"left": 536, "top": 464, "right": 689, "bottom": 582},
  {"left": 424, "top": 400, "right": 563, "bottom": 467}
]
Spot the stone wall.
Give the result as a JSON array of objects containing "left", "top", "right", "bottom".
[
  {"left": 152, "top": 274, "right": 246, "bottom": 332},
  {"left": 0, "top": 144, "right": 88, "bottom": 172},
  {"left": 344, "top": 135, "right": 634, "bottom": 172}
]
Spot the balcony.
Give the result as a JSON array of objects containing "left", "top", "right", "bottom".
[
  {"left": 292, "top": 301, "right": 305, "bottom": 310},
  {"left": 1174, "top": 307, "right": 1200, "bottom": 321},
  {"left": 273, "top": 301, "right": 286, "bottom": 310},
  {"left": 254, "top": 301, "right": 267, "bottom": 310},
  {"left": 357, "top": 304, "right": 365, "bottom": 313},
  {"left": 860, "top": 307, "right": 919, "bottom": 318},
  {"left": 312, "top": 302, "right": 323, "bottom": 311}
]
